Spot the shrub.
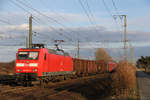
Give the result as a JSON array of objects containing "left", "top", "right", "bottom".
[
  {"left": 111, "top": 61, "right": 136, "bottom": 97},
  {"left": 95, "top": 48, "right": 113, "bottom": 61}
]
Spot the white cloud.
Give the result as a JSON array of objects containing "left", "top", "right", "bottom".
[
  {"left": 0, "top": 12, "right": 150, "bottom": 48},
  {"left": 128, "top": 15, "right": 150, "bottom": 31}
]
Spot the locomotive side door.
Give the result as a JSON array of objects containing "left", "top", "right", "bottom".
[{"left": 43, "top": 53, "right": 48, "bottom": 73}]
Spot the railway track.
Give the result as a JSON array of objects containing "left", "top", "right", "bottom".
[
  {"left": 0, "top": 73, "right": 112, "bottom": 100},
  {"left": 0, "top": 87, "right": 33, "bottom": 94},
  {"left": 24, "top": 73, "right": 110, "bottom": 99}
]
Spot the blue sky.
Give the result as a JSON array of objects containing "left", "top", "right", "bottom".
[
  {"left": 0, "top": 0, "right": 150, "bottom": 42},
  {"left": 1, "top": 0, "right": 150, "bottom": 31},
  {"left": 0, "top": 0, "right": 150, "bottom": 61}
]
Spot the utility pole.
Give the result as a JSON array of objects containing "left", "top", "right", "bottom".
[
  {"left": 129, "top": 40, "right": 135, "bottom": 65},
  {"left": 77, "top": 40, "right": 80, "bottom": 58},
  {"left": 123, "top": 15, "right": 127, "bottom": 61},
  {"left": 29, "top": 15, "right": 32, "bottom": 48},
  {"left": 26, "top": 36, "right": 28, "bottom": 48},
  {"left": 113, "top": 15, "right": 127, "bottom": 60}
]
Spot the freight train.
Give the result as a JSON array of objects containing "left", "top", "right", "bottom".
[{"left": 15, "top": 44, "right": 117, "bottom": 86}]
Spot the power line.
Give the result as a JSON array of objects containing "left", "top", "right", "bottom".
[
  {"left": 37, "top": 0, "right": 76, "bottom": 27},
  {"left": 9, "top": 0, "right": 31, "bottom": 15},
  {"left": 111, "top": 0, "right": 119, "bottom": 14},
  {"left": 78, "top": 0, "right": 104, "bottom": 42},
  {"left": 15, "top": 0, "right": 84, "bottom": 41},
  {"left": 15, "top": 0, "right": 64, "bottom": 26},
  {"left": 35, "top": 0, "right": 86, "bottom": 41},
  {"left": 13, "top": 0, "right": 92, "bottom": 43},
  {"left": 83, "top": 0, "right": 101, "bottom": 29},
  {"left": 38, "top": 0, "right": 92, "bottom": 42},
  {"left": 10, "top": 0, "right": 73, "bottom": 42},
  {"left": 9, "top": 0, "right": 41, "bottom": 21},
  {"left": 78, "top": 0, "right": 94, "bottom": 25},
  {"left": 32, "top": 19, "right": 71, "bottom": 41},
  {"left": 84, "top": 0, "right": 97, "bottom": 25},
  {"left": 111, "top": 0, "right": 123, "bottom": 27},
  {"left": 0, "top": 19, "right": 13, "bottom": 25},
  {"left": 12, "top": 0, "right": 102, "bottom": 47},
  {"left": 16, "top": 0, "right": 96, "bottom": 43},
  {"left": 32, "top": 18, "right": 73, "bottom": 42},
  {"left": 102, "top": 0, "right": 114, "bottom": 18},
  {"left": 101, "top": 0, "right": 122, "bottom": 32}
]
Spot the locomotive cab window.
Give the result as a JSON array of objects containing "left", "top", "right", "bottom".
[
  {"left": 29, "top": 52, "right": 39, "bottom": 60},
  {"left": 18, "top": 51, "right": 39, "bottom": 60}
]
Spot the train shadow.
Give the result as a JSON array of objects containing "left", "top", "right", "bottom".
[
  {"left": 0, "top": 75, "right": 23, "bottom": 87},
  {"left": 54, "top": 76, "right": 113, "bottom": 100}
]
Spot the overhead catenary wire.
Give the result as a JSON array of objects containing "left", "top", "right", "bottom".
[
  {"left": 111, "top": 0, "right": 124, "bottom": 38},
  {"left": 36, "top": 0, "right": 76, "bottom": 27},
  {"left": 12, "top": 0, "right": 122, "bottom": 48},
  {"left": 84, "top": 0, "right": 97, "bottom": 25},
  {"left": 15, "top": 0, "right": 86, "bottom": 42},
  {"left": 78, "top": 0, "right": 94, "bottom": 25},
  {"left": 9, "top": 0, "right": 40, "bottom": 21},
  {"left": 11, "top": 0, "right": 98, "bottom": 46},
  {"left": 111, "top": 0, "right": 122, "bottom": 24},
  {"left": 100, "top": 0, "right": 122, "bottom": 32},
  {"left": 78, "top": 0, "right": 105, "bottom": 43},
  {"left": 83, "top": 0, "right": 100, "bottom": 28},
  {"left": 111, "top": 0, "right": 119, "bottom": 14},
  {"left": 102, "top": 0, "right": 114, "bottom": 18},
  {"left": 23, "top": 0, "right": 91, "bottom": 42},
  {"left": 0, "top": 19, "right": 13, "bottom": 25},
  {"left": 15, "top": 0, "right": 97, "bottom": 46},
  {"left": 0, "top": 13, "right": 27, "bottom": 44},
  {"left": 10, "top": 0, "right": 73, "bottom": 42},
  {"left": 37, "top": 0, "right": 89, "bottom": 41},
  {"left": 15, "top": 0, "right": 73, "bottom": 41},
  {"left": 0, "top": 0, "right": 126, "bottom": 53},
  {"left": 32, "top": 17, "right": 73, "bottom": 42},
  {"left": 32, "top": 19, "right": 63, "bottom": 42}
]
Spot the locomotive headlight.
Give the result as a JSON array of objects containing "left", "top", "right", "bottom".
[
  {"left": 17, "top": 69, "right": 21, "bottom": 72},
  {"left": 29, "top": 63, "right": 38, "bottom": 67},
  {"left": 16, "top": 63, "right": 24, "bottom": 67},
  {"left": 32, "top": 69, "right": 37, "bottom": 72}
]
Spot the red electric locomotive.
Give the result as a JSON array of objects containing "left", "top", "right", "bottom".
[
  {"left": 15, "top": 44, "right": 117, "bottom": 86},
  {"left": 15, "top": 44, "right": 73, "bottom": 85}
]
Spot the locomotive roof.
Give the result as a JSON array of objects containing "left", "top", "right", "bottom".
[
  {"left": 18, "top": 48, "right": 70, "bottom": 56},
  {"left": 18, "top": 48, "right": 47, "bottom": 51}
]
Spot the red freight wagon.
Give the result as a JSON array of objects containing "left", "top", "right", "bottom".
[
  {"left": 96, "top": 60, "right": 117, "bottom": 72},
  {"left": 15, "top": 47, "right": 73, "bottom": 77},
  {"left": 96, "top": 60, "right": 108, "bottom": 73},
  {"left": 107, "top": 62, "right": 117, "bottom": 72},
  {"left": 73, "top": 58, "right": 101, "bottom": 76}
]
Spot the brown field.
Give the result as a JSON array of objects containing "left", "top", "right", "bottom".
[{"left": 0, "top": 61, "right": 15, "bottom": 75}]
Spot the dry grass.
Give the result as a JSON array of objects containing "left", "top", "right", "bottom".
[{"left": 111, "top": 61, "right": 137, "bottom": 99}]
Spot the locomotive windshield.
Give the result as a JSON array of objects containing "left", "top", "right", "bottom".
[{"left": 18, "top": 51, "right": 39, "bottom": 60}]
